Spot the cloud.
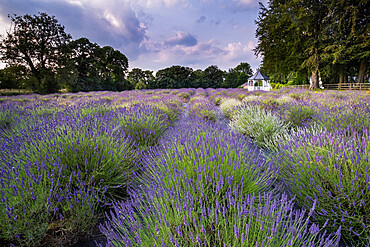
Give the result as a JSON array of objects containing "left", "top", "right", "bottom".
[
  {"left": 0, "top": 0, "right": 149, "bottom": 60},
  {"left": 197, "top": 16, "right": 206, "bottom": 23},
  {"left": 0, "top": 0, "right": 262, "bottom": 71},
  {"left": 136, "top": 36, "right": 260, "bottom": 71},
  {"left": 223, "top": 41, "right": 255, "bottom": 61},
  {"left": 164, "top": 31, "right": 198, "bottom": 47},
  {"left": 135, "top": 0, "right": 185, "bottom": 8}
]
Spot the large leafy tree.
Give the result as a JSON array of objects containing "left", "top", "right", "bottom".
[
  {"left": 322, "top": 0, "right": 369, "bottom": 85},
  {"left": 96, "top": 46, "right": 130, "bottom": 91},
  {"left": 256, "top": 0, "right": 329, "bottom": 89},
  {"left": 154, "top": 66, "right": 193, "bottom": 89},
  {"left": 295, "top": 0, "right": 329, "bottom": 89},
  {"left": 0, "top": 12, "right": 71, "bottom": 93},
  {"left": 202, "top": 65, "right": 224, "bottom": 88},
  {"left": 64, "top": 37, "right": 99, "bottom": 92},
  {"left": 255, "top": 0, "right": 368, "bottom": 88},
  {"left": 127, "top": 68, "right": 154, "bottom": 89},
  {"left": 223, "top": 62, "right": 253, "bottom": 88},
  {"left": 0, "top": 65, "right": 33, "bottom": 89},
  {"left": 255, "top": 1, "right": 305, "bottom": 84},
  {"left": 64, "top": 38, "right": 130, "bottom": 92}
]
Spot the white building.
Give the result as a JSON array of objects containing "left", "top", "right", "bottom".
[{"left": 241, "top": 69, "right": 271, "bottom": 91}]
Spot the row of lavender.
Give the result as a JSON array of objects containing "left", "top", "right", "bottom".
[
  {"left": 0, "top": 90, "right": 188, "bottom": 246},
  {"left": 219, "top": 88, "right": 370, "bottom": 246},
  {"left": 100, "top": 89, "right": 341, "bottom": 246},
  {"left": 0, "top": 88, "right": 368, "bottom": 246}
]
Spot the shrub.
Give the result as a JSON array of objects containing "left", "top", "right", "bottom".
[
  {"left": 100, "top": 118, "right": 338, "bottom": 247},
  {"left": 242, "top": 95, "right": 262, "bottom": 102},
  {"left": 0, "top": 108, "right": 137, "bottom": 245},
  {"left": 21, "top": 128, "right": 136, "bottom": 198},
  {"left": 289, "top": 92, "right": 311, "bottom": 101},
  {"left": 317, "top": 104, "right": 370, "bottom": 134},
  {"left": 219, "top": 98, "right": 242, "bottom": 119},
  {"left": 117, "top": 105, "right": 171, "bottom": 147},
  {"left": 275, "top": 128, "right": 370, "bottom": 245},
  {"left": 275, "top": 95, "right": 293, "bottom": 104},
  {"left": 101, "top": 190, "right": 339, "bottom": 247},
  {"left": 152, "top": 117, "right": 275, "bottom": 200},
  {"left": 188, "top": 96, "right": 217, "bottom": 122},
  {"left": 177, "top": 92, "right": 191, "bottom": 100},
  {"left": 0, "top": 111, "right": 13, "bottom": 132},
  {"left": 283, "top": 104, "right": 317, "bottom": 128},
  {"left": 230, "top": 103, "right": 289, "bottom": 149}
]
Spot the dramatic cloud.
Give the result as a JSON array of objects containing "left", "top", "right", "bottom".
[
  {"left": 0, "top": 0, "right": 149, "bottom": 60},
  {"left": 0, "top": 0, "right": 263, "bottom": 71}
]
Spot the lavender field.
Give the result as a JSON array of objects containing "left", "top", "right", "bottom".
[{"left": 0, "top": 88, "right": 369, "bottom": 246}]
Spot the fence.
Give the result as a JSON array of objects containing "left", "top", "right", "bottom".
[
  {"left": 322, "top": 83, "right": 370, "bottom": 90},
  {"left": 284, "top": 83, "right": 370, "bottom": 91}
]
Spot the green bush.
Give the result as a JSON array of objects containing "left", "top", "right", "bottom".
[{"left": 230, "top": 103, "right": 290, "bottom": 149}]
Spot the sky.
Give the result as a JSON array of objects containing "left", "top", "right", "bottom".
[{"left": 0, "top": 0, "right": 267, "bottom": 73}]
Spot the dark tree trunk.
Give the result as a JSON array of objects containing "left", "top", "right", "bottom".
[
  {"left": 357, "top": 60, "right": 367, "bottom": 85},
  {"left": 338, "top": 65, "right": 346, "bottom": 89},
  {"left": 310, "top": 69, "right": 319, "bottom": 89}
]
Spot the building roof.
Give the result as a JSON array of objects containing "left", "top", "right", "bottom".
[{"left": 248, "top": 69, "right": 270, "bottom": 80}]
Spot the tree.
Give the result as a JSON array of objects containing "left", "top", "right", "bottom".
[
  {"left": 64, "top": 37, "right": 99, "bottom": 92},
  {"left": 202, "top": 65, "right": 224, "bottom": 88},
  {"left": 128, "top": 68, "right": 154, "bottom": 89},
  {"left": 0, "top": 12, "right": 71, "bottom": 93},
  {"left": 0, "top": 65, "right": 34, "bottom": 89},
  {"left": 255, "top": 1, "right": 329, "bottom": 89},
  {"left": 255, "top": 0, "right": 368, "bottom": 88},
  {"left": 223, "top": 62, "right": 253, "bottom": 88},
  {"left": 96, "top": 46, "right": 130, "bottom": 91},
  {"left": 154, "top": 66, "right": 193, "bottom": 89},
  {"left": 255, "top": 1, "right": 305, "bottom": 84},
  {"left": 323, "top": 0, "right": 369, "bottom": 85},
  {"left": 64, "top": 38, "right": 130, "bottom": 92},
  {"left": 188, "top": 69, "right": 204, "bottom": 88}
]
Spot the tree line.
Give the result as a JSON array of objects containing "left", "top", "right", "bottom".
[
  {"left": 0, "top": 12, "right": 254, "bottom": 94},
  {"left": 127, "top": 62, "right": 253, "bottom": 90},
  {"left": 255, "top": 0, "right": 369, "bottom": 89}
]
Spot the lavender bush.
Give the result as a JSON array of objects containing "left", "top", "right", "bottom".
[
  {"left": 275, "top": 127, "right": 370, "bottom": 245},
  {"left": 188, "top": 96, "right": 217, "bottom": 122},
  {"left": 229, "top": 103, "right": 290, "bottom": 150},
  {"left": 3, "top": 88, "right": 369, "bottom": 246},
  {"left": 99, "top": 116, "right": 340, "bottom": 246}
]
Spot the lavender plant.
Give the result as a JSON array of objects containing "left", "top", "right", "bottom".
[
  {"left": 0, "top": 155, "right": 101, "bottom": 246},
  {"left": 219, "top": 98, "right": 242, "bottom": 119},
  {"left": 229, "top": 103, "right": 290, "bottom": 150},
  {"left": 0, "top": 100, "right": 138, "bottom": 245},
  {"left": 98, "top": 117, "right": 340, "bottom": 247},
  {"left": 152, "top": 117, "right": 275, "bottom": 200},
  {"left": 275, "top": 127, "right": 370, "bottom": 245},
  {"left": 101, "top": 189, "right": 340, "bottom": 247},
  {"left": 188, "top": 96, "right": 217, "bottom": 122},
  {"left": 19, "top": 127, "right": 137, "bottom": 198},
  {"left": 117, "top": 105, "right": 172, "bottom": 147}
]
